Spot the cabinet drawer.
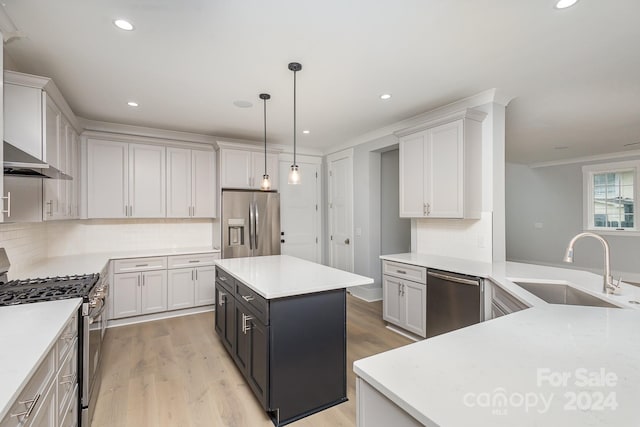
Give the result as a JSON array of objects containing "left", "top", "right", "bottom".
[
  {"left": 168, "top": 253, "right": 217, "bottom": 269},
  {"left": 113, "top": 256, "right": 167, "bottom": 273},
  {"left": 56, "top": 312, "right": 78, "bottom": 366},
  {"left": 60, "top": 384, "right": 78, "bottom": 427},
  {"left": 57, "top": 341, "right": 78, "bottom": 420},
  {"left": 234, "top": 280, "right": 269, "bottom": 325},
  {"left": 216, "top": 267, "right": 235, "bottom": 293},
  {"left": 0, "top": 350, "right": 55, "bottom": 427},
  {"left": 492, "top": 283, "right": 529, "bottom": 314},
  {"left": 382, "top": 261, "right": 426, "bottom": 284}
]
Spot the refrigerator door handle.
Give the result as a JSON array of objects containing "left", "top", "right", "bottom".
[
  {"left": 253, "top": 202, "right": 260, "bottom": 249},
  {"left": 249, "top": 202, "right": 255, "bottom": 250}
]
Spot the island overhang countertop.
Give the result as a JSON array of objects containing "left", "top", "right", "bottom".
[{"left": 214, "top": 255, "right": 373, "bottom": 299}]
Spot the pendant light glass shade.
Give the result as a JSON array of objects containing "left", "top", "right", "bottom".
[
  {"left": 288, "top": 62, "right": 302, "bottom": 185},
  {"left": 259, "top": 93, "right": 271, "bottom": 191},
  {"left": 288, "top": 165, "right": 300, "bottom": 185}
]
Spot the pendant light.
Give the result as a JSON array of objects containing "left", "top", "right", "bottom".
[
  {"left": 288, "top": 62, "right": 302, "bottom": 185},
  {"left": 259, "top": 93, "right": 271, "bottom": 191}
]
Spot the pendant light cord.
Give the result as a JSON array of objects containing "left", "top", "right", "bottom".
[
  {"left": 263, "top": 97, "right": 267, "bottom": 175},
  {"left": 293, "top": 68, "right": 297, "bottom": 167}
]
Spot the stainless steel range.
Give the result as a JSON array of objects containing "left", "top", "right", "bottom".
[{"left": 0, "top": 251, "right": 108, "bottom": 427}]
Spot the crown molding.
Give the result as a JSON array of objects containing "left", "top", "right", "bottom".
[
  {"left": 323, "top": 88, "right": 514, "bottom": 156},
  {"left": 5, "top": 70, "right": 82, "bottom": 133},
  {"left": 528, "top": 148, "right": 640, "bottom": 169}
]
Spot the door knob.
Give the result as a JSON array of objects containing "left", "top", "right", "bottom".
[{"left": 344, "top": 238, "right": 350, "bottom": 245}]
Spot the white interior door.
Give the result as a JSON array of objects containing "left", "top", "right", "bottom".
[
  {"left": 279, "top": 160, "right": 320, "bottom": 262},
  {"left": 328, "top": 150, "right": 353, "bottom": 272}
]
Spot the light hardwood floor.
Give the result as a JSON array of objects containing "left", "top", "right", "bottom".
[{"left": 92, "top": 295, "right": 412, "bottom": 427}]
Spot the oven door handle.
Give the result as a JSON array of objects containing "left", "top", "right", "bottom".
[{"left": 88, "top": 299, "right": 106, "bottom": 325}]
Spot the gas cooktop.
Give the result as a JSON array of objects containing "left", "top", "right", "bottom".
[{"left": 0, "top": 274, "right": 100, "bottom": 306}]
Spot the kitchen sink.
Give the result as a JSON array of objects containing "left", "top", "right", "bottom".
[{"left": 512, "top": 281, "right": 621, "bottom": 308}]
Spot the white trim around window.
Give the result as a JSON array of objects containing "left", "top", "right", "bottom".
[{"left": 583, "top": 160, "right": 640, "bottom": 234}]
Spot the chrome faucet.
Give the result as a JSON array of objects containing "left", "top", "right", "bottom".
[{"left": 563, "top": 232, "right": 617, "bottom": 294}]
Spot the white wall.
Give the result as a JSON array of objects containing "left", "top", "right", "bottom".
[{"left": 506, "top": 160, "right": 640, "bottom": 281}]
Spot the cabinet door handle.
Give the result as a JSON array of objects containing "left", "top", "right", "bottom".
[
  {"left": 398, "top": 283, "right": 402, "bottom": 296},
  {"left": 137, "top": 276, "right": 140, "bottom": 287},
  {"left": 427, "top": 203, "right": 431, "bottom": 216},
  {"left": 195, "top": 269, "right": 198, "bottom": 280},
  {"left": 218, "top": 292, "right": 226, "bottom": 306},
  {"left": 402, "top": 284, "right": 405, "bottom": 296},
  {"left": 1, "top": 192, "right": 10, "bottom": 218},
  {"left": 11, "top": 393, "right": 40, "bottom": 419},
  {"left": 242, "top": 313, "right": 254, "bottom": 334}
]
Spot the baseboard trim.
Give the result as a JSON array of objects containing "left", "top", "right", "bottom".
[
  {"left": 385, "top": 324, "right": 422, "bottom": 342},
  {"left": 348, "top": 284, "right": 382, "bottom": 302},
  {"left": 107, "top": 305, "right": 214, "bottom": 328}
]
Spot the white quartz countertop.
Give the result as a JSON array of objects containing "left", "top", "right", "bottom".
[
  {"left": 0, "top": 298, "right": 82, "bottom": 420},
  {"left": 214, "top": 255, "right": 373, "bottom": 299},
  {"left": 355, "top": 305, "right": 640, "bottom": 426},
  {"left": 12, "top": 247, "right": 220, "bottom": 279},
  {"left": 364, "top": 253, "right": 640, "bottom": 425}
]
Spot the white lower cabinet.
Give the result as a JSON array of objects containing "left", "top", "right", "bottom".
[
  {"left": 112, "top": 270, "right": 168, "bottom": 319},
  {"left": 111, "top": 253, "right": 219, "bottom": 321},
  {"left": 167, "top": 254, "right": 218, "bottom": 309},
  {"left": 382, "top": 276, "right": 426, "bottom": 338},
  {"left": 382, "top": 260, "right": 427, "bottom": 338},
  {"left": 356, "top": 378, "right": 422, "bottom": 427},
  {"left": 0, "top": 309, "right": 78, "bottom": 427},
  {"left": 488, "top": 281, "right": 529, "bottom": 320}
]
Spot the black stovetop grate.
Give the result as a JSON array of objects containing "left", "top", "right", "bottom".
[{"left": 0, "top": 273, "right": 100, "bottom": 306}]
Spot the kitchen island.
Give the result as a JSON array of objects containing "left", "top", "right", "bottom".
[{"left": 214, "top": 255, "right": 373, "bottom": 426}]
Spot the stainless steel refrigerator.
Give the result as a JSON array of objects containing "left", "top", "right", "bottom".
[{"left": 221, "top": 190, "right": 281, "bottom": 258}]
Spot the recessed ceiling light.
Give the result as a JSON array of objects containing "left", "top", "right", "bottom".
[
  {"left": 233, "top": 100, "right": 253, "bottom": 108},
  {"left": 380, "top": 94, "right": 392, "bottom": 100},
  {"left": 302, "top": 130, "right": 310, "bottom": 134},
  {"left": 555, "top": 0, "right": 579, "bottom": 9},
  {"left": 127, "top": 101, "right": 139, "bottom": 107},
  {"left": 114, "top": 19, "right": 134, "bottom": 31}
]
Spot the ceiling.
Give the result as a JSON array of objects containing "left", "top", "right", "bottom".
[{"left": 2, "top": 0, "right": 639, "bottom": 163}]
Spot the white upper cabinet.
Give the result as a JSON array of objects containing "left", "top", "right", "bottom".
[
  {"left": 219, "top": 145, "right": 279, "bottom": 190},
  {"left": 87, "top": 139, "right": 129, "bottom": 218},
  {"left": 87, "top": 139, "right": 165, "bottom": 219},
  {"left": 128, "top": 143, "right": 166, "bottom": 218},
  {"left": 398, "top": 109, "right": 485, "bottom": 219},
  {"left": 167, "top": 147, "right": 216, "bottom": 218},
  {"left": 4, "top": 71, "right": 81, "bottom": 222},
  {"left": 220, "top": 148, "right": 252, "bottom": 188}
]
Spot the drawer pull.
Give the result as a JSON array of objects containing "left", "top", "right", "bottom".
[
  {"left": 218, "top": 276, "right": 227, "bottom": 281},
  {"left": 242, "top": 295, "right": 255, "bottom": 302},
  {"left": 61, "top": 373, "right": 77, "bottom": 385},
  {"left": 135, "top": 264, "right": 148, "bottom": 267},
  {"left": 12, "top": 393, "right": 41, "bottom": 419},
  {"left": 61, "top": 333, "right": 75, "bottom": 341},
  {"left": 188, "top": 260, "right": 200, "bottom": 263},
  {"left": 396, "top": 270, "right": 407, "bottom": 274}
]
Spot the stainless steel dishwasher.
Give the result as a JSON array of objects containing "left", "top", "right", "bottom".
[{"left": 426, "top": 269, "right": 483, "bottom": 338}]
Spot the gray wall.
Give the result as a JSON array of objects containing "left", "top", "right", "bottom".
[
  {"left": 352, "top": 135, "right": 398, "bottom": 285},
  {"left": 380, "top": 150, "right": 411, "bottom": 255},
  {"left": 506, "top": 160, "right": 640, "bottom": 276}
]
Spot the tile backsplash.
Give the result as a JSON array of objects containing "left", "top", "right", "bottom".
[
  {"left": 415, "top": 211, "right": 493, "bottom": 263},
  {"left": 0, "top": 219, "right": 218, "bottom": 277},
  {"left": 0, "top": 222, "right": 48, "bottom": 278}
]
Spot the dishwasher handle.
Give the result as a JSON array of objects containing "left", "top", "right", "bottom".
[{"left": 428, "top": 271, "right": 480, "bottom": 286}]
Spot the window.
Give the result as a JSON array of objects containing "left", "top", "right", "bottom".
[{"left": 583, "top": 161, "right": 639, "bottom": 232}]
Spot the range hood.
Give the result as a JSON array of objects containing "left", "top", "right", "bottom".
[{"left": 3, "top": 140, "right": 71, "bottom": 180}]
